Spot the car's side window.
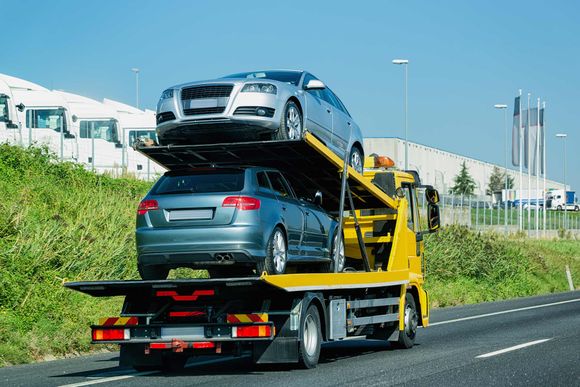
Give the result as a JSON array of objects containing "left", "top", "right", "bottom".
[
  {"left": 267, "top": 172, "right": 293, "bottom": 199},
  {"left": 402, "top": 183, "right": 417, "bottom": 231},
  {"left": 256, "top": 172, "right": 272, "bottom": 190},
  {"left": 330, "top": 90, "right": 351, "bottom": 117},
  {"left": 321, "top": 88, "right": 339, "bottom": 108}
]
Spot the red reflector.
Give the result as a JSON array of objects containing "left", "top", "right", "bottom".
[
  {"left": 169, "top": 311, "right": 206, "bottom": 317},
  {"left": 138, "top": 199, "right": 158, "bottom": 215},
  {"left": 222, "top": 196, "right": 261, "bottom": 210},
  {"left": 92, "top": 328, "right": 128, "bottom": 341},
  {"left": 150, "top": 343, "right": 171, "bottom": 349},
  {"left": 193, "top": 341, "right": 215, "bottom": 349},
  {"left": 233, "top": 325, "right": 272, "bottom": 338},
  {"left": 156, "top": 290, "right": 215, "bottom": 301}
]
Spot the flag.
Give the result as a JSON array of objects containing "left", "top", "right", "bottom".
[
  {"left": 539, "top": 106, "right": 545, "bottom": 175},
  {"left": 512, "top": 96, "right": 521, "bottom": 166},
  {"left": 528, "top": 107, "right": 539, "bottom": 175}
]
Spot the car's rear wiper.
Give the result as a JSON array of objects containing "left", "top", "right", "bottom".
[{"left": 159, "top": 189, "right": 196, "bottom": 195}]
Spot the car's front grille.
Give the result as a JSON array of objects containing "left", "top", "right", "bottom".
[
  {"left": 180, "top": 85, "right": 233, "bottom": 100},
  {"left": 156, "top": 111, "right": 176, "bottom": 124},
  {"left": 183, "top": 107, "right": 226, "bottom": 116},
  {"left": 234, "top": 106, "right": 275, "bottom": 118}
]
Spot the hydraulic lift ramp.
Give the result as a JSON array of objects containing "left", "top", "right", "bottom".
[{"left": 137, "top": 132, "right": 397, "bottom": 213}]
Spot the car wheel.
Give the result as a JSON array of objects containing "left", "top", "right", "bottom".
[
  {"left": 258, "top": 227, "right": 287, "bottom": 275},
  {"left": 276, "top": 101, "right": 302, "bottom": 140},
  {"left": 391, "top": 293, "right": 418, "bottom": 349},
  {"left": 138, "top": 264, "right": 169, "bottom": 280},
  {"left": 349, "top": 146, "right": 364, "bottom": 174},
  {"left": 557, "top": 205, "right": 563, "bottom": 211},
  {"left": 575, "top": 206, "right": 579, "bottom": 212},
  {"left": 298, "top": 304, "right": 322, "bottom": 369},
  {"left": 327, "top": 231, "right": 345, "bottom": 273}
]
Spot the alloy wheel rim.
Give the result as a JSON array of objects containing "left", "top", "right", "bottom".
[
  {"left": 272, "top": 230, "right": 286, "bottom": 273},
  {"left": 286, "top": 106, "right": 302, "bottom": 139},
  {"left": 350, "top": 150, "right": 362, "bottom": 173},
  {"left": 304, "top": 315, "right": 318, "bottom": 356},
  {"left": 334, "top": 234, "right": 345, "bottom": 272}
]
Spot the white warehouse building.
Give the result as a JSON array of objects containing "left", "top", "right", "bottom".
[{"left": 364, "top": 137, "right": 566, "bottom": 199}]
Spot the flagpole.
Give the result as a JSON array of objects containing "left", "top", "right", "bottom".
[
  {"left": 535, "top": 97, "right": 540, "bottom": 238},
  {"left": 518, "top": 90, "right": 523, "bottom": 231},
  {"left": 527, "top": 93, "right": 531, "bottom": 235},
  {"left": 542, "top": 101, "right": 546, "bottom": 237}
]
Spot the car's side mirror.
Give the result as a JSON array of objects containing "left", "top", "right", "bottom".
[
  {"left": 6, "top": 120, "right": 18, "bottom": 129},
  {"left": 425, "top": 187, "right": 440, "bottom": 204},
  {"left": 115, "top": 142, "right": 123, "bottom": 148},
  {"left": 64, "top": 132, "right": 75, "bottom": 139},
  {"left": 304, "top": 79, "right": 326, "bottom": 90},
  {"left": 314, "top": 190, "right": 323, "bottom": 206},
  {"left": 427, "top": 203, "right": 440, "bottom": 233}
]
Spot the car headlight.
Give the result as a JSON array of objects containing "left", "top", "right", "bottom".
[
  {"left": 160, "top": 89, "right": 174, "bottom": 99},
  {"left": 241, "top": 83, "right": 277, "bottom": 94}
]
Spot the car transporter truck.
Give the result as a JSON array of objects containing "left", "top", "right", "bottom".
[{"left": 65, "top": 132, "right": 441, "bottom": 371}]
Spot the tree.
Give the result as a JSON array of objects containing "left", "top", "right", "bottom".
[
  {"left": 450, "top": 161, "right": 476, "bottom": 196},
  {"left": 486, "top": 166, "right": 515, "bottom": 195}
]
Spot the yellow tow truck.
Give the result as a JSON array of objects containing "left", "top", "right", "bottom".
[{"left": 65, "top": 131, "right": 440, "bottom": 371}]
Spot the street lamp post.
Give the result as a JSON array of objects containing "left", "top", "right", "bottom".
[
  {"left": 392, "top": 59, "right": 409, "bottom": 170},
  {"left": 131, "top": 68, "right": 140, "bottom": 109},
  {"left": 556, "top": 133, "right": 568, "bottom": 228},
  {"left": 494, "top": 104, "right": 508, "bottom": 234}
]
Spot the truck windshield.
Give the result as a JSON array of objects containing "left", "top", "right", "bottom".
[
  {"left": 80, "top": 120, "right": 119, "bottom": 143},
  {"left": 154, "top": 170, "right": 244, "bottom": 195},
  {"left": 128, "top": 129, "right": 157, "bottom": 147},
  {"left": 26, "top": 108, "right": 67, "bottom": 132},
  {"left": 0, "top": 95, "right": 9, "bottom": 122}
]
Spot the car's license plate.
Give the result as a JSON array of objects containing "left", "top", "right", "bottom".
[
  {"left": 189, "top": 98, "right": 219, "bottom": 109},
  {"left": 168, "top": 209, "right": 213, "bottom": 221}
]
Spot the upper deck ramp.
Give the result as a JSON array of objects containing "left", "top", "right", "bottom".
[{"left": 137, "top": 132, "right": 397, "bottom": 211}]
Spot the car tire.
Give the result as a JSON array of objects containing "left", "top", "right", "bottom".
[
  {"left": 276, "top": 100, "right": 303, "bottom": 140},
  {"left": 324, "top": 230, "right": 345, "bottom": 273},
  {"left": 391, "top": 293, "right": 418, "bottom": 349},
  {"left": 575, "top": 206, "right": 579, "bottom": 212},
  {"left": 298, "top": 304, "right": 322, "bottom": 369},
  {"left": 557, "top": 205, "right": 563, "bottom": 211},
  {"left": 257, "top": 227, "right": 287, "bottom": 275},
  {"left": 138, "top": 264, "right": 169, "bottom": 280},
  {"left": 349, "top": 146, "right": 364, "bottom": 174}
]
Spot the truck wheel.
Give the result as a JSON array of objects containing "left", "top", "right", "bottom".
[
  {"left": 276, "top": 101, "right": 302, "bottom": 140},
  {"left": 325, "top": 231, "right": 345, "bottom": 273},
  {"left": 138, "top": 264, "right": 169, "bottom": 280},
  {"left": 392, "top": 293, "right": 418, "bottom": 349},
  {"left": 257, "top": 227, "right": 287, "bottom": 275},
  {"left": 299, "top": 304, "right": 322, "bottom": 369}
]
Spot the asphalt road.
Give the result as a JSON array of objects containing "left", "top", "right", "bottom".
[{"left": 1, "top": 291, "right": 578, "bottom": 387}]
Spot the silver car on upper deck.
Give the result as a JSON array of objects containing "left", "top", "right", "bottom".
[{"left": 156, "top": 70, "right": 365, "bottom": 172}]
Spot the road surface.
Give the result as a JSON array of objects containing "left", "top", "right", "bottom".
[{"left": 1, "top": 291, "right": 578, "bottom": 386}]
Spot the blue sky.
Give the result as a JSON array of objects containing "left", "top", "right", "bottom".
[{"left": 3, "top": 0, "right": 579, "bottom": 190}]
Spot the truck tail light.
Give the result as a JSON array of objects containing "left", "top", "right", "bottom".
[
  {"left": 222, "top": 196, "right": 261, "bottom": 210},
  {"left": 232, "top": 325, "right": 272, "bottom": 338},
  {"left": 138, "top": 199, "right": 158, "bottom": 215},
  {"left": 92, "top": 328, "right": 129, "bottom": 341}
]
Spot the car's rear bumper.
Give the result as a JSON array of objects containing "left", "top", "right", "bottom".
[{"left": 136, "top": 224, "right": 265, "bottom": 268}]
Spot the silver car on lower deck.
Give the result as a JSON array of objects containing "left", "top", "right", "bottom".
[{"left": 156, "top": 70, "right": 365, "bottom": 172}]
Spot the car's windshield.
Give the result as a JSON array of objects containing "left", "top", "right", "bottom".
[
  {"left": 154, "top": 170, "right": 245, "bottom": 195},
  {"left": 80, "top": 120, "right": 119, "bottom": 143},
  {"left": 222, "top": 71, "right": 302, "bottom": 85}
]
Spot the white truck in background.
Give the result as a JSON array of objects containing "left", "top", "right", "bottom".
[{"left": 546, "top": 190, "right": 579, "bottom": 211}]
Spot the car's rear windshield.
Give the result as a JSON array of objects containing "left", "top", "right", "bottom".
[
  {"left": 153, "top": 170, "right": 245, "bottom": 195},
  {"left": 222, "top": 71, "right": 303, "bottom": 85}
]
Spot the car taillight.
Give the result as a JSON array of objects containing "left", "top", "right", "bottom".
[
  {"left": 138, "top": 199, "right": 158, "bottom": 215},
  {"left": 92, "top": 328, "right": 130, "bottom": 341},
  {"left": 222, "top": 196, "right": 261, "bottom": 210}
]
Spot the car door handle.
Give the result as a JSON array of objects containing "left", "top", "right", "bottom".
[
  {"left": 282, "top": 206, "right": 287, "bottom": 211},
  {"left": 326, "top": 108, "right": 331, "bottom": 113},
  {"left": 347, "top": 122, "right": 351, "bottom": 126}
]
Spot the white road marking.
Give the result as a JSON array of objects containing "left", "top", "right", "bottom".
[
  {"left": 476, "top": 338, "right": 552, "bottom": 358},
  {"left": 430, "top": 297, "right": 580, "bottom": 326},
  {"left": 58, "top": 356, "right": 246, "bottom": 387}
]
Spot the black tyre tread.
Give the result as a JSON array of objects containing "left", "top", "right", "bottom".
[
  {"left": 258, "top": 227, "right": 286, "bottom": 275},
  {"left": 391, "top": 293, "right": 417, "bottom": 349},
  {"left": 298, "top": 305, "right": 322, "bottom": 369},
  {"left": 138, "top": 264, "right": 169, "bottom": 280}
]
